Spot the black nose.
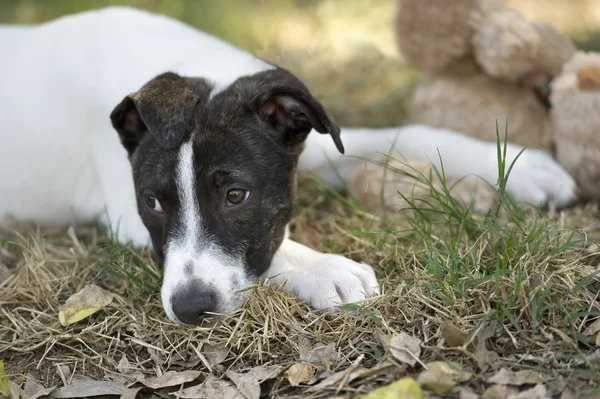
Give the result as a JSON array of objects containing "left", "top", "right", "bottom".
[{"left": 171, "top": 282, "right": 218, "bottom": 325}]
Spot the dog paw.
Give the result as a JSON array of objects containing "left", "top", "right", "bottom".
[
  {"left": 498, "top": 145, "right": 577, "bottom": 208},
  {"left": 275, "top": 253, "right": 380, "bottom": 311}
]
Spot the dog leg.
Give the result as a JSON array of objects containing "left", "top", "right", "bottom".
[
  {"left": 261, "top": 238, "right": 380, "bottom": 310},
  {"left": 300, "top": 124, "right": 577, "bottom": 207},
  {"left": 91, "top": 132, "right": 151, "bottom": 247}
]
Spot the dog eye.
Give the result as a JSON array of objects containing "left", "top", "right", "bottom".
[
  {"left": 226, "top": 189, "right": 250, "bottom": 206},
  {"left": 144, "top": 195, "right": 164, "bottom": 214}
]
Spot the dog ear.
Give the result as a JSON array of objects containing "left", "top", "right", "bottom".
[
  {"left": 110, "top": 72, "right": 199, "bottom": 155},
  {"left": 256, "top": 70, "right": 344, "bottom": 154}
]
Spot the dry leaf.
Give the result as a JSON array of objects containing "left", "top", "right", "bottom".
[
  {"left": 363, "top": 377, "right": 422, "bottom": 399},
  {"left": 475, "top": 321, "right": 500, "bottom": 370},
  {"left": 24, "top": 374, "right": 44, "bottom": 397},
  {"left": 417, "top": 362, "right": 471, "bottom": 394},
  {"left": 176, "top": 375, "right": 244, "bottom": 399},
  {"left": 459, "top": 387, "right": 479, "bottom": 399},
  {"left": 583, "top": 319, "right": 600, "bottom": 346},
  {"left": 390, "top": 332, "right": 421, "bottom": 367},
  {"left": 286, "top": 363, "right": 316, "bottom": 386},
  {"left": 116, "top": 355, "right": 144, "bottom": 380},
  {"left": 147, "top": 348, "right": 166, "bottom": 367},
  {"left": 203, "top": 344, "right": 229, "bottom": 367},
  {"left": 0, "top": 360, "right": 26, "bottom": 399},
  {"left": 0, "top": 361, "right": 12, "bottom": 397},
  {"left": 586, "top": 349, "right": 600, "bottom": 363},
  {"left": 515, "top": 384, "right": 549, "bottom": 399},
  {"left": 58, "top": 284, "right": 114, "bottom": 326},
  {"left": 245, "top": 365, "right": 287, "bottom": 382},
  {"left": 139, "top": 370, "right": 202, "bottom": 389},
  {"left": 583, "top": 319, "right": 600, "bottom": 337},
  {"left": 298, "top": 337, "right": 337, "bottom": 369},
  {"left": 24, "top": 375, "right": 57, "bottom": 399},
  {"left": 225, "top": 370, "right": 260, "bottom": 399},
  {"left": 482, "top": 384, "right": 518, "bottom": 399},
  {"left": 172, "top": 351, "right": 202, "bottom": 368},
  {"left": 50, "top": 381, "right": 127, "bottom": 398},
  {"left": 487, "top": 368, "right": 544, "bottom": 386},
  {"left": 441, "top": 322, "right": 469, "bottom": 347},
  {"left": 29, "top": 386, "right": 57, "bottom": 399},
  {"left": 120, "top": 387, "right": 142, "bottom": 399}
]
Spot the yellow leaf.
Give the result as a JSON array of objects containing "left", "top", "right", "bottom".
[
  {"left": 59, "top": 306, "right": 102, "bottom": 326},
  {"left": 363, "top": 377, "right": 422, "bottom": 399},
  {"left": 0, "top": 360, "right": 10, "bottom": 396},
  {"left": 58, "top": 284, "right": 114, "bottom": 326}
]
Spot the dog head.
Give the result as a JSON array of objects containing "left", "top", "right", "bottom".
[{"left": 110, "top": 69, "right": 342, "bottom": 324}]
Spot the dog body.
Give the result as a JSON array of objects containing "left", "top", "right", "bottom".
[{"left": 0, "top": 7, "right": 576, "bottom": 324}]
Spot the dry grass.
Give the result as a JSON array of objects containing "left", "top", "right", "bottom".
[
  {"left": 1, "top": 170, "right": 600, "bottom": 397},
  {"left": 2, "top": 1, "right": 600, "bottom": 397}
]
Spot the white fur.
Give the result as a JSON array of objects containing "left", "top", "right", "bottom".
[{"left": 0, "top": 7, "right": 577, "bottom": 323}]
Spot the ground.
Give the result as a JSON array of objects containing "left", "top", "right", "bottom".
[{"left": 1, "top": 1, "right": 600, "bottom": 398}]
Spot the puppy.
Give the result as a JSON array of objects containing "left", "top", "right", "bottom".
[{"left": 0, "top": 7, "right": 576, "bottom": 324}]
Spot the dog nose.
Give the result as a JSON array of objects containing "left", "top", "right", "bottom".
[{"left": 171, "top": 283, "right": 218, "bottom": 325}]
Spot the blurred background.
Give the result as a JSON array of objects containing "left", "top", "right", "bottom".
[{"left": 2, "top": 0, "right": 600, "bottom": 128}]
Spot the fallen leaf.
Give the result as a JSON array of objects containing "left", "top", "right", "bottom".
[
  {"left": 0, "top": 361, "right": 11, "bottom": 397},
  {"left": 50, "top": 381, "right": 127, "bottom": 398},
  {"left": 58, "top": 284, "right": 114, "bottom": 326},
  {"left": 147, "top": 348, "right": 166, "bottom": 367},
  {"left": 298, "top": 337, "right": 337, "bottom": 369},
  {"left": 459, "top": 387, "right": 479, "bottom": 399},
  {"left": 583, "top": 319, "right": 600, "bottom": 346},
  {"left": 441, "top": 322, "right": 469, "bottom": 347},
  {"left": 29, "top": 386, "right": 57, "bottom": 399},
  {"left": 120, "top": 387, "right": 142, "bottom": 399},
  {"left": 586, "top": 349, "right": 600, "bottom": 363},
  {"left": 417, "top": 362, "right": 471, "bottom": 394},
  {"left": 202, "top": 344, "right": 229, "bottom": 367},
  {"left": 583, "top": 319, "right": 600, "bottom": 337},
  {"left": 172, "top": 351, "right": 202, "bottom": 368},
  {"left": 475, "top": 321, "right": 500, "bottom": 370},
  {"left": 0, "top": 361, "right": 26, "bottom": 399},
  {"left": 245, "top": 365, "right": 287, "bottom": 382},
  {"left": 286, "top": 363, "right": 315, "bottom": 386},
  {"left": 24, "top": 375, "right": 57, "bottom": 399},
  {"left": 482, "top": 384, "right": 518, "bottom": 399},
  {"left": 363, "top": 377, "right": 422, "bottom": 399},
  {"left": 487, "top": 368, "right": 544, "bottom": 386},
  {"left": 390, "top": 332, "right": 421, "bottom": 367},
  {"left": 515, "top": 384, "right": 549, "bottom": 399},
  {"left": 116, "top": 355, "right": 144, "bottom": 380},
  {"left": 225, "top": 370, "right": 260, "bottom": 399},
  {"left": 560, "top": 388, "right": 578, "bottom": 399},
  {"left": 176, "top": 375, "right": 244, "bottom": 399},
  {"left": 139, "top": 370, "right": 202, "bottom": 389},
  {"left": 24, "top": 374, "right": 44, "bottom": 396}
]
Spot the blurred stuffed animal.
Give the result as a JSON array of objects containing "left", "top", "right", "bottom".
[
  {"left": 351, "top": 0, "right": 600, "bottom": 212},
  {"left": 395, "top": 0, "right": 576, "bottom": 151},
  {"left": 551, "top": 52, "right": 600, "bottom": 199}
]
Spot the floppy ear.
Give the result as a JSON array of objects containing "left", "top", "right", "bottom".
[
  {"left": 256, "top": 71, "right": 344, "bottom": 154},
  {"left": 110, "top": 72, "right": 199, "bottom": 155}
]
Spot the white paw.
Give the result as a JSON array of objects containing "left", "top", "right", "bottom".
[
  {"left": 498, "top": 145, "right": 577, "bottom": 208},
  {"left": 272, "top": 253, "right": 380, "bottom": 311}
]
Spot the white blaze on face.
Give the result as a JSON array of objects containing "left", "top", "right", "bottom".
[{"left": 160, "top": 140, "right": 251, "bottom": 324}]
